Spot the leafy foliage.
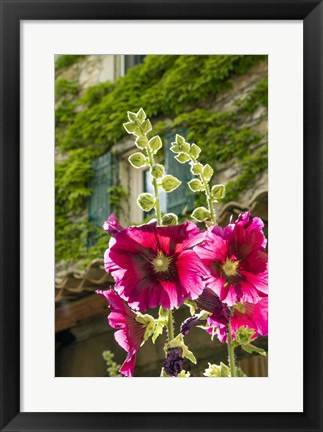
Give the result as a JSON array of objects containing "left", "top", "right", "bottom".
[
  {"left": 55, "top": 79, "right": 79, "bottom": 98},
  {"left": 55, "top": 55, "right": 268, "bottom": 264},
  {"left": 55, "top": 55, "right": 85, "bottom": 72}
]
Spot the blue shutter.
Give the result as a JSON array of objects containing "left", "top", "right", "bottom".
[
  {"left": 165, "top": 130, "right": 195, "bottom": 216},
  {"left": 88, "top": 151, "right": 115, "bottom": 227}
]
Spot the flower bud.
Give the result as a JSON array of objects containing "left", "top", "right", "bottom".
[
  {"left": 191, "top": 206, "right": 210, "bottom": 222},
  {"left": 188, "top": 179, "right": 204, "bottom": 192},
  {"left": 127, "top": 111, "right": 137, "bottom": 122},
  {"left": 141, "top": 119, "right": 152, "bottom": 134},
  {"left": 136, "top": 108, "right": 146, "bottom": 123},
  {"left": 135, "top": 135, "right": 149, "bottom": 149},
  {"left": 162, "top": 213, "right": 178, "bottom": 225},
  {"left": 190, "top": 143, "right": 201, "bottom": 159},
  {"left": 128, "top": 152, "right": 147, "bottom": 168},
  {"left": 137, "top": 193, "right": 155, "bottom": 211},
  {"left": 190, "top": 162, "right": 203, "bottom": 175},
  {"left": 175, "top": 153, "right": 190, "bottom": 163},
  {"left": 149, "top": 135, "right": 162, "bottom": 153},
  {"left": 160, "top": 175, "right": 181, "bottom": 192},
  {"left": 203, "top": 164, "right": 214, "bottom": 181},
  {"left": 150, "top": 164, "right": 165, "bottom": 179},
  {"left": 175, "top": 134, "right": 185, "bottom": 145},
  {"left": 123, "top": 121, "right": 140, "bottom": 135},
  {"left": 235, "top": 326, "right": 255, "bottom": 345},
  {"left": 211, "top": 184, "right": 225, "bottom": 200},
  {"left": 163, "top": 348, "right": 184, "bottom": 377}
]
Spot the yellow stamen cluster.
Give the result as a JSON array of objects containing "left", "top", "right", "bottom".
[
  {"left": 222, "top": 258, "right": 239, "bottom": 277},
  {"left": 152, "top": 252, "right": 172, "bottom": 273}
]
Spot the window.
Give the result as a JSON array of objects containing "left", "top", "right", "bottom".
[
  {"left": 123, "top": 55, "right": 146, "bottom": 75},
  {"left": 88, "top": 152, "right": 115, "bottom": 227},
  {"left": 164, "top": 130, "right": 195, "bottom": 216},
  {"left": 142, "top": 130, "right": 195, "bottom": 218}
]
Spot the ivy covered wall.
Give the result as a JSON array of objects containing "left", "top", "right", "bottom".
[{"left": 55, "top": 55, "right": 268, "bottom": 267}]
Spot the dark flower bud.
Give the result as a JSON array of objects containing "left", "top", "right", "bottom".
[
  {"left": 180, "top": 315, "right": 203, "bottom": 336},
  {"left": 163, "top": 348, "right": 184, "bottom": 377}
]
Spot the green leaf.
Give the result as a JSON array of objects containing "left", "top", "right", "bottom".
[
  {"left": 203, "top": 362, "right": 231, "bottom": 377},
  {"left": 127, "top": 111, "right": 137, "bottom": 122},
  {"left": 203, "top": 164, "right": 214, "bottom": 181},
  {"left": 188, "top": 179, "right": 204, "bottom": 192},
  {"left": 152, "top": 322, "right": 164, "bottom": 344},
  {"left": 190, "top": 162, "right": 203, "bottom": 175},
  {"left": 162, "top": 213, "right": 178, "bottom": 225},
  {"left": 184, "top": 299, "right": 197, "bottom": 316},
  {"left": 152, "top": 307, "right": 168, "bottom": 343},
  {"left": 170, "top": 144, "right": 181, "bottom": 153},
  {"left": 135, "top": 135, "right": 149, "bottom": 149},
  {"left": 175, "top": 153, "right": 190, "bottom": 163},
  {"left": 175, "top": 134, "right": 185, "bottom": 145},
  {"left": 173, "top": 135, "right": 190, "bottom": 152},
  {"left": 235, "top": 326, "right": 255, "bottom": 345},
  {"left": 211, "top": 184, "right": 225, "bottom": 200},
  {"left": 137, "top": 193, "right": 155, "bottom": 211},
  {"left": 128, "top": 152, "right": 147, "bottom": 168},
  {"left": 151, "top": 164, "right": 165, "bottom": 179},
  {"left": 185, "top": 350, "right": 197, "bottom": 364},
  {"left": 149, "top": 135, "right": 162, "bottom": 153},
  {"left": 141, "top": 119, "right": 152, "bottom": 134},
  {"left": 160, "top": 175, "right": 181, "bottom": 192},
  {"left": 242, "top": 344, "right": 267, "bottom": 356},
  {"left": 191, "top": 206, "right": 210, "bottom": 222},
  {"left": 136, "top": 108, "right": 146, "bottom": 123},
  {"left": 190, "top": 143, "right": 201, "bottom": 159},
  {"left": 123, "top": 121, "right": 139, "bottom": 135}
]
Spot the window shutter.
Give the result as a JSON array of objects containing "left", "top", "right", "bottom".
[
  {"left": 88, "top": 151, "right": 115, "bottom": 227},
  {"left": 165, "top": 129, "right": 195, "bottom": 216}
]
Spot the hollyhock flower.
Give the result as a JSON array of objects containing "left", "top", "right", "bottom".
[
  {"left": 194, "top": 211, "right": 268, "bottom": 306},
  {"left": 181, "top": 288, "right": 268, "bottom": 344},
  {"left": 96, "top": 289, "right": 154, "bottom": 377},
  {"left": 104, "top": 219, "right": 207, "bottom": 311},
  {"left": 213, "top": 297, "right": 268, "bottom": 343}
]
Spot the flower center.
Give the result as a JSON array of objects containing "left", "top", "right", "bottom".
[
  {"left": 152, "top": 252, "right": 172, "bottom": 273},
  {"left": 222, "top": 258, "right": 239, "bottom": 277}
]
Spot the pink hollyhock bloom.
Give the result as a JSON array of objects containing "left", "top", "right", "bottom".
[
  {"left": 211, "top": 297, "right": 268, "bottom": 343},
  {"left": 96, "top": 289, "right": 152, "bottom": 377},
  {"left": 194, "top": 212, "right": 268, "bottom": 306},
  {"left": 182, "top": 288, "right": 268, "bottom": 344},
  {"left": 104, "top": 219, "right": 206, "bottom": 311}
]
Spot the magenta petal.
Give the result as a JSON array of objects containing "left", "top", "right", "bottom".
[
  {"left": 95, "top": 289, "right": 145, "bottom": 376},
  {"left": 114, "top": 329, "right": 130, "bottom": 352},
  {"left": 240, "top": 269, "right": 268, "bottom": 295},
  {"left": 231, "top": 297, "right": 268, "bottom": 340},
  {"left": 119, "top": 352, "right": 137, "bottom": 377},
  {"left": 102, "top": 214, "right": 124, "bottom": 235},
  {"left": 239, "top": 280, "right": 262, "bottom": 303},
  {"left": 176, "top": 250, "right": 206, "bottom": 298}
]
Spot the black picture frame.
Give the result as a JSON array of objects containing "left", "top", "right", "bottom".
[{"left": 1, "top": 1, "right": 322, "bottom": 431}]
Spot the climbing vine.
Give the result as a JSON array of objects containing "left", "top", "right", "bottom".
[{"left": 55, "top": 55, "right": 268, "bottom": 265}]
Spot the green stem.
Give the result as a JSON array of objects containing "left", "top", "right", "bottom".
[
  {"left": 202, "top": 178, "right": 216, "bottom": 225},
  {"left": 190, "top": 154, "right": 216, "bottom": 225},
  {"left": 227, "top": 321, "right": 237, "bottom": 377},
  {"left": 145, "top": 144, "right": 162, "bottom": 225},
  {"left": 166, "top": 310, "right": 174, "bottom": 342}
]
